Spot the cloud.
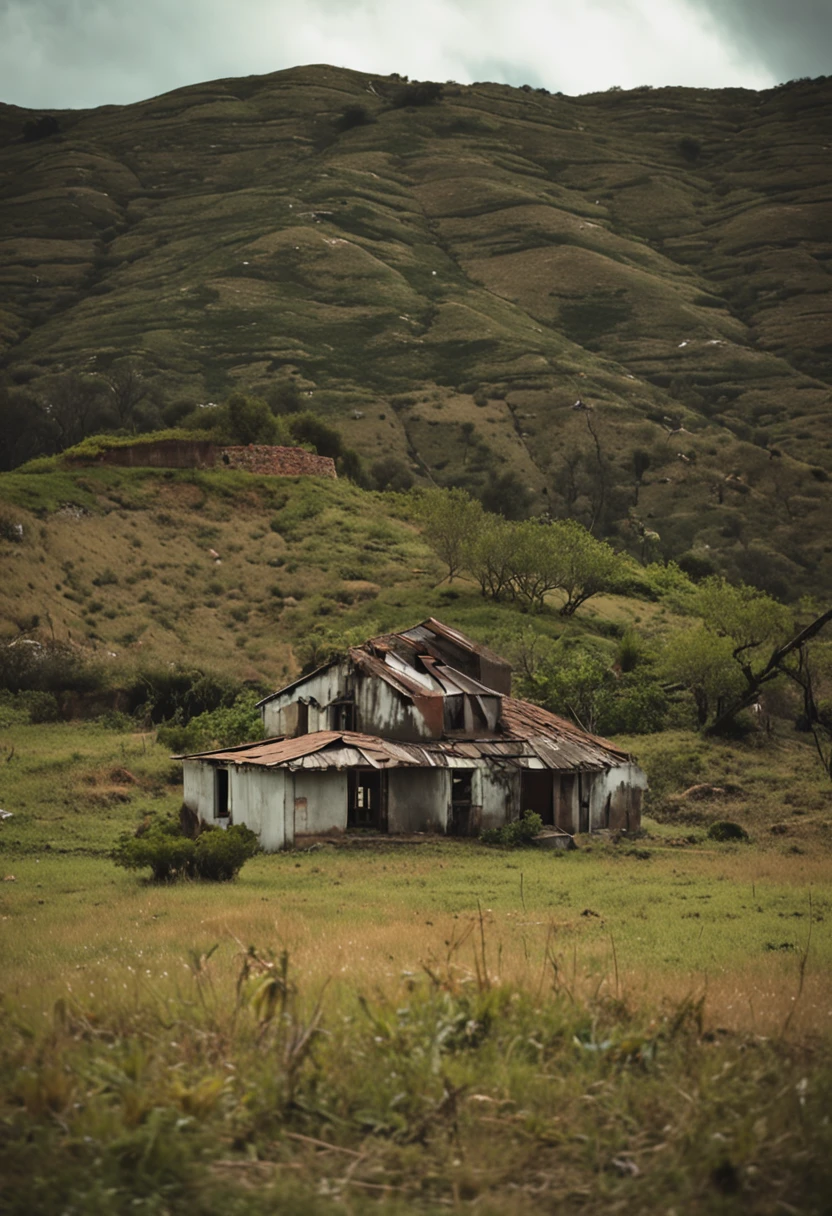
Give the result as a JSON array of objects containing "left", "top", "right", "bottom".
[
  {"left": 696, "top": 0, "right": 832, "bottom": 83},
  {"left": 0, "top": 0, "right": 823, "bottom": 111}
]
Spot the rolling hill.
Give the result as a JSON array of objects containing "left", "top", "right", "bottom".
[{"left": 1, "top": 65, "right": 831, "bottom": 597}]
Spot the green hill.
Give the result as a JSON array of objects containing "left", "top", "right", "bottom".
[{"left": 2, "top": 66, "right": 832, "bottom": 596}]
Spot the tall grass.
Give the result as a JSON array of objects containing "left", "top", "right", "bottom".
[{"left": 1, "top": 928, "right": 830, "bottom": 1214}]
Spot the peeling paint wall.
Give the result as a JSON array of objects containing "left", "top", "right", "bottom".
[
  {"left": 588, "top": 763, "right": 647, "bottom": 833},
  {"left": 388, "top": 769, "right": 449, "bottom": 833},
  {"left": 261, "top": 661, "right": 436, "bottom": 740}
]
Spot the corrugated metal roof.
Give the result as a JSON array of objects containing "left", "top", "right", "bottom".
[{"left": 182, "top": 701, "right": 631, "bottom": 771}]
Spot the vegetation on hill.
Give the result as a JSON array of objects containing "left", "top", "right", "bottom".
[
  {"left": 1, "top": 461, "right": 830, "bottom": 772},
  {"left": 1, "top": 68, "right": 831, "bottom": 595}
]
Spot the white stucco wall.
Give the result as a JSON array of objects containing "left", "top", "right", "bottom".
[
  {"left": 183, "top": 759, "right": 216, "bottom": 823},
  {"left": 229, "top": 766, "right": 287, "bottom": 852},
  {"left": 291, "top": 770, "right": 348, "bottom": 836}
]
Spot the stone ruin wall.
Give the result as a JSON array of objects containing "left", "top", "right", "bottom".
[
  {"left": 70, "top": 440, "right": 337, "bottom": 479},
  {"left": 220, "top": 445, "right": 336, "bottom": 478}
]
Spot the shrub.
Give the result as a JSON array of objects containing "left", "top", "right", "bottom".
[
  {"left": 336, "top": 104, "right": 373, "bottom": 131},
  {"left": 391, "top": 81, "right": 443, "bottom": 108},
  {"left": 112, "top": 818, "right": 259, "bottom": 882},
  {"left": 707, "top": 820, "right": 749, "bottom": 843},
  {"left": 157, "top": 691, "right": 264, "bottom": 753},
  {"left": 125, "top": 666, "right": 240, "bottom": 725},
  {"left": 481, "top": 810, "right": 543, "bottom": 846},
  {"left": 0, "top": 639, "right": 101, "bottom": 697},
  {"left": 112, "top": 819, "right": 196, "bottom": 882},
  {"left": 23, "top": 114, "right": 60, "bottom": 141},
  {"left": 193, "top": 825, "right": 260, "bottom": 880},
  {"left": 0, "top": 513, "right": 23, "bottom": 543}
]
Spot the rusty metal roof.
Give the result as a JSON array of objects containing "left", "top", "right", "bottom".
[{"left": 181, "top": 695, "right": 631, "bottom": 772}]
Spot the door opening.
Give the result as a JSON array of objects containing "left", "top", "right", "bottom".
[
  {"left": 348, "top": 769, "right": 386, "bottom": 830},
  {"left": 450, "top": 771, "right": 474, "bottom": 836},
  {"left": 520, "top": 770, "right": 553, "bottom": 825}
]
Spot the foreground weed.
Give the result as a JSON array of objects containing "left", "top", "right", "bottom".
[{"left": 2, "top": 942, "right": 830, "bottom": 1214}]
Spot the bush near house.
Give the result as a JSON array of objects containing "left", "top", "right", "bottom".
[
  {"left": 112, "top": 817, "right": 259, "bottom": 882},
  {"left": 480, "top": 809, "right": 543, "bottom": 846}
]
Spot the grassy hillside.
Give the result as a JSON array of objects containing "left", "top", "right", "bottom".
[{"left": 2, "top": 67, "right": 832, "bottom": 595}]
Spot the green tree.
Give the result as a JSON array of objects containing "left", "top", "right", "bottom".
[
  {"left": 415, "top": 487, "right": 484, "bottom": 582},
  {"left": 660, "top": 625, "right": 746, "bottom": 728},
  {"left": 287, "top": 413, "right": 343, "bottom": 459},
  {"left": 467, "top": 515, "right": 517, "bottom": 600},
  {"left": 227, "top": 392, "right": 281, "bottom": 445},
  {"left": 548, "top": 519, "right": 621, "bottom": 616},
  {"left": 510, "top": 521, "right": 567, "bottom": 611},
  {"left": 696, "top": 578, "right": 793, "bottom": 681}
]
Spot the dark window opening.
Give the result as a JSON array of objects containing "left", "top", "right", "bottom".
[
  {"left": 450, "top": 770, "right": 474, "bottom": 836},
  {"left": 295, "top": 700, "right": 309, "bottom": 737},
  {"left": 215, "top": 767, "right": 229, "bottom": 819},
  {"left": 331, "top": 700, "right": 355, "bottom": 732},
  {"left": 348, "top": 770, "right": 386, "bottom": 830},
  {"left": 444, "top": 696, "right": 465, "bottom": 731}
]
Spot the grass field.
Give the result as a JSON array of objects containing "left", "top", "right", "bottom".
[{"left": 1, "top": 720, "right": 831, "bottom": 1212}]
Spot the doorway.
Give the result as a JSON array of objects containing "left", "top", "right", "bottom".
[
  {"left": 348, "top": 769, "right": 386, "bottom": 831},
  {"left": 520, "top": 770, "right": 553, "bottom": 825},
  {"left": 450, "top": 771, "right": 475, "bottom": 835}
]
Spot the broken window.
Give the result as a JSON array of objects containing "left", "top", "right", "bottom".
[
  {"left": 331, "top": 700, "right": 355, "bottom": 732},
  {"left": 215, "top": 767, "right": 229, "bottom": 819},
  {"left": 295, "top": 700, "right": 309, "bottom": 737}
]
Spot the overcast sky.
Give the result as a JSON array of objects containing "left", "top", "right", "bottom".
[{"left": 1, "top": 0, "right": 829, "bottom": 111}]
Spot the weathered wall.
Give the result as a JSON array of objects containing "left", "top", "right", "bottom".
[
  {"left": 185, "top": 760, "right": 289, "bottom": 848},
  {"left": 261, "top": 661, "right": 437, "bottom": 741},
  {"left": 183, "top": 759, "right": 215, "bottom": 821},
  {"left": 292, "top": 770, "right": 348, "bottom": 836},
  {"left": 588, "top": 763, "right": 647, "bottom": 833},
  {"left": 230, "top": 766, "right": 287, "bottom": 851},
  {"left": 262, "top": 663, "right": 349, "bottom": 736},
  {"left": 355, "top": 676, "right": 435, "bottom": 741},
  {"left": 478, "top": 766, "right": 516, "bottom": 831},
  {"left": 388, "top": 769, "right": 449, "bottom": 833}
]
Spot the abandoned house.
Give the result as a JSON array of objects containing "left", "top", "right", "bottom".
[{"left": 181, "top": 618, "right": 647, "bottom": 849}]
